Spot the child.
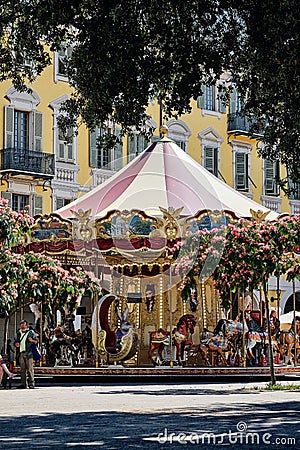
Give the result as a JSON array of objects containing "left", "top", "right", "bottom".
[{"left": 0, "top": 354, "right": 15, "bottom": 386}]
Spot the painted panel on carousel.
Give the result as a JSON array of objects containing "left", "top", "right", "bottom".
[{"left": 31, "top": 214, "right": 73, "bottom": 241}]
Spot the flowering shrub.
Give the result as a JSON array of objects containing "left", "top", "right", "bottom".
[
  {"left": 172, "top": 215, "right": 300, "bottom": 310},
  {"left": 0, "top": 250, "right": 102, "bottom": 319},
  {"left": 0, "top": 200, "right": 102, "bottom": 322},
  {"left": 0, "top": 198, "right": 33, "bottom": 248}
]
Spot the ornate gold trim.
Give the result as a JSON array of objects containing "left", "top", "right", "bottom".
[{"left": 97, "top": 328, "right": 139, "bottom": 363}]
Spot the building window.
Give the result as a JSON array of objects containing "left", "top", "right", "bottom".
[
  {"left": 199, "top": 127, "right": 223, "bottom": 180},
  {"left": 197, "top": 86, "right": 216, "bottom": 111},
  {"left": 174, "top": 140, "right": 186, "bottom": 152},
  {"left": 57, "top": 47, "right": 72, "bottom": 76},
  {"left": 288, "top": 179, "right": 300, "bottom": 200},
  {"left": 12, "top": 194, "right": 29, "bottom": 212},
  {"left": 264, "top": 159, "right": 279, "bottom": 196},
  {"left": 2, "top": 192, "right": 42, "bottom": 216},
  {"left": 4, "top": 105, "right": 43, "bottom": 152},
  {"left": 204, "top": 146, "right": 218, "bottom": 177},
  {"left": 56, "top": 198, "right": 71, "bottom": 210},
  {"left": 167, "top": 119, "right": 191, "bottom": 153},
  {"left": 204, "top": 86, "right": 215, "bottom": 111},
  {"left": 89, "top": 126, "right": 123, "bottom": 170},
  {"left": 14, "top": 110, "right": 29, "bottom": 150},
  {"left": 235, "top": 152, "right": 249, "bottom": 191},
  {"left": 197, "top": 85, "right": 226, "bottom": 114},
  {"left": 50, "top": 94, "right": 77, "bottom": 165},
  {"left": 127, "top": 134, "right": 146, "bottom": 163},
  {"left": 58, "top": 127, "right": 74, "bottom": 162},
  {"left": 95, "top": 127, "right": 111, "bottom": 168},
  {"left": 229, "top": 88, "right": 243, "bottom": 114},
  {"left": 54, "top": 46, "right": 72, "bottom": 82}
]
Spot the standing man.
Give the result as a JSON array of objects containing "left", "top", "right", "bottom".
[{"left": 14, "top": 320, "right": 38, "bottom": 389}]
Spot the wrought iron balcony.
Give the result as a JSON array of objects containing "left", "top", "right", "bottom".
[
  {"left": 0, "top": 148, "right": 55, "bottom": 179},
  {"left": 227, "top": 113, "right": 264, "bottom": 136}
]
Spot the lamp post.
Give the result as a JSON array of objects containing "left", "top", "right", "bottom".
[
  {"left": 169, "top": 261, "right": 173, "bottom": 368},
  {"left": 293, "top": 279, "right": 297, "bottom": 367},
  {"left": 39, "top": 301, "right": 43, "bottom": 367}
]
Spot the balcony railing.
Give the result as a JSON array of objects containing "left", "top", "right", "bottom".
[
  {"left": 0, "top": 148, "right": 55, "bottom": 179},
  {"left": 227, "top": 113, "right": 264, "bottom": 136}
]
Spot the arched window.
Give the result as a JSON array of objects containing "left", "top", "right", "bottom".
[
  {"left": 5, "top": 86, "right": 42, "bottom": 152},
  {"left": 167, "top": 119, "right": 191, "bottom": 152},
  {"left": 198, "top": 127, "right": 223, "bottom": 178}
]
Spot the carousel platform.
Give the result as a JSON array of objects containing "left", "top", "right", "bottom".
[{"left": 13, "top": 364, "right": 300, "bottom": 383}]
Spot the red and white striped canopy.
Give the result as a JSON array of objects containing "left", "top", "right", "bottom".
[{"left": 57, "top": 137, "right": 278, "bottom": 220}]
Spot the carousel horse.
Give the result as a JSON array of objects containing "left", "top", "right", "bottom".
[
  {"left": 148, "top": 314, "right": 197, "bottom": 366},
  {"left": 279, "top": 318, "right": 300, "bottom": 364},
  {"left": 244, "top": 313, "right": 266, "bottom": 364},
  {"left": 173, "top": 314, "right": 197, "bottom": 363},
  {"left": 187, "top": 319, "right": 245, "bottom": 367},
  {"left": 190, "top": 336, "right": 229, "bottom": 366},
  {"left": 147, "top": 329, "right": 171, "bottom": 366},
  {"left": 215, "top": 318, "right": 246, "bottom": 364},
  {"left": 244, "top": 313, "right": 280, "bottom": 365}
]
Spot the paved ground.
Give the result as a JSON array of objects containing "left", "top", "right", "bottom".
[{"left": 0, "top": 379, "right": 299, "bottom": 449}]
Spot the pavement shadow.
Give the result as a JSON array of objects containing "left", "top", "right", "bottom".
[
  {"left": 0, "top": 400, "right": 299, "bottom": 450},
  {"left": 94, "top": 387, "right": 261, "bottom": 396}
]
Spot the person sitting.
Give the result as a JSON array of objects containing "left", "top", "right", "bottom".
[{"left": 0, "top": 354, "right": 15, "bottom": 387}]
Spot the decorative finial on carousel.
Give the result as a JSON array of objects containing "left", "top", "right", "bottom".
[{"left": 160, "top": 125, "right": 169, "bottom": 137}]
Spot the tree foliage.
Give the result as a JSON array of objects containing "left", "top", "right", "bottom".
[
  {"left": 0, "top": 198, "right": 101, "bottom": 320},
  {"left": 1, "top": 1, "right": 299, "bottom": 186}
]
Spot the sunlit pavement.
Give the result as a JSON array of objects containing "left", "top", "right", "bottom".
[{"left": 0, "top": 380, "right": 299, "bottom": 449}]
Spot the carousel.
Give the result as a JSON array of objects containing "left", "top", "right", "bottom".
[{"left": 22, "top": 126, "right": 297, "bottom": 374}]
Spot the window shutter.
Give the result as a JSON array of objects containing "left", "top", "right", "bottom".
[
  {"left": 1, "top": 191, "right": 12, "bottom": 206},
  {"left": 128, "top": 135, "right": 136, "bottom": 162},
  {"left": 4, "top": 106, "right": 14, "bottom": 148},
  {"left": 56, "top": 198, "right": 64, "bottom": 210},
  {"left": 89, "top": 129, "right": 98, "bottom": 167},
  {"left": 230, "top": 89, "right": 237, "bottom": 114},
  {"left": 66, "top": 46, "right": 73, "bottom": 58},
  {"left": 58, "top": 48, "right": 67, "bottom": 75},
  {"left": 275, "top": 161, "right": 280, "bottom": 184},
  {"left": 33, "top": 195, "right": 43, "bottom": 216},
  {"left": 33, "top": 111, "right": 43, "bottom": 152},
  {"left": 67, "top": 144, "right": 73, "bottom": 160},
  {"left": 214, "top": 148, "right": 218, "bottom": 176},
  {"left": 217, "top": 89, "right": 227, "bottom": 113},
  {"left": 204, "top": 147, "right": 215, "bottom": 174},
  {"left": 67, "top": 127, "right": 74, "bottom": 161},
  {"left": 58, "top": 143, "right": 65, "bottom": 159},
  {"left": 137, "top": 135, "right": 145, "bottom": 154},
  {"left": 197, "top": 85, "right": 205, "bottom": 109},
  {"left": 265, "top": 160, "right": 275, "bottom": 194},
  {"left": 265, "top": 159, "right": 279, "bottom": 195},
  {"left": 174, "top": 139, "right": 184, "bottom": 150},
  {"left": 114, "top": 128, "right": 123, "bottom": 170},
  {"left": 235, "top": 152, "right": 247, "bottom": 190}
]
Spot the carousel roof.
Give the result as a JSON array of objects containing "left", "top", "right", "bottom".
[{"left": 57, "top": 136, "right": 278, "bottom": 221}]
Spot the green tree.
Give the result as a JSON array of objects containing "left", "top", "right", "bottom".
[{"left": 1, "top": 1, "right": 299, "bottom": 187}]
